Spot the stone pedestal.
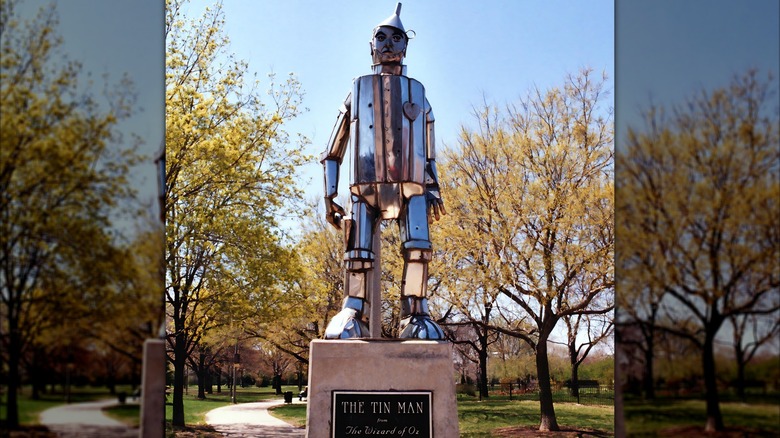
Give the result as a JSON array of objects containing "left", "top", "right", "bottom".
[
  {"left": 305, "top": 339, "right": 459, "bottom": 438},
  {"left": 140, "top": 339, "right": 165, "bottom": 438}
]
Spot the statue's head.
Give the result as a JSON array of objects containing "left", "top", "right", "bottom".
[{"left": 370, "top": 3, "right": 408, "bottom": 68}]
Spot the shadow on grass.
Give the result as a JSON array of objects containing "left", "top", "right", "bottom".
[
  {"left": 492, "top": 425, "right": 612, "bottom": 437},
  {"left": 1, "top": 425, "right": 57, "bottom": 437},
  {"left": 165, "top": 422, "right": 222, "bottom": 438},
  {"left": 624, "top": 397, "right": 779, "bottom": 436}
]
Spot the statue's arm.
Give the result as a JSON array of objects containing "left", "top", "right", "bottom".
[
  {"left": 424, "top": 98, "right": 446, "bottom": 221},
  {"left": 320, "top": 93, "right": 352, "bottom": 229}
]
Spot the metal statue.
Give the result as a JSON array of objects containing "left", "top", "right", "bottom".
[{"left": 321, "top": 3, "right": 446, "bottom": 339}]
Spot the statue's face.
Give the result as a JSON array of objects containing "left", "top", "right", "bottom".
[{"left": 371, "top": 26, "right": 407, "bottom": 64}]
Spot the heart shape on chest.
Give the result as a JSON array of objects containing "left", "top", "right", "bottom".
[{"left": 403, "top": 102, "right": 421, "bottom": 121}]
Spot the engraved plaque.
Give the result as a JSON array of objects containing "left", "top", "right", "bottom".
[{"left": 332, "top": 391, "right": 432, "bottom": 437}]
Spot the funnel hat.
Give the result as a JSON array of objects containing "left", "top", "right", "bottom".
[{"left": 375, "top": 3, "right": 405, "bottom": 34}]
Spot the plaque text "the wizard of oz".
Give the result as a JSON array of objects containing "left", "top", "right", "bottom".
[{"left": 332, "top": 391, "right": 432, "bottom": 437}]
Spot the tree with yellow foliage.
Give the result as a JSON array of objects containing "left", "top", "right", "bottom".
[
  {"left": 165, "top": 0, "right": 308, "bottom": 427},
  {"left": 1, "top": 0, "right": 144, "bottom": 428},
  {"left": 617, "top": 69, "right": 779, "bottom": 433},
  {"left": 437, "top": 69, "right": 614, "bottom": 431}
]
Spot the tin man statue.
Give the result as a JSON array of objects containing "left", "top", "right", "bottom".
[{"left": 321, "top": 3, "right": 446, "bottom": 339}]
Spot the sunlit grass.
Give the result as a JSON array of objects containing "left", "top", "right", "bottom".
[
  {"left": 271, "top": 395, "right": 614, "bottom": 436},
  {"left": 270, "top": 403, "right": 307, "bottom": 427},
  {"left": 457, "top": 399, "right": 613, "bottom": 436}
]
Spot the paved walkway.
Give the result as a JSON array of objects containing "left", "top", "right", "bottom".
[
  {"left": 36, "top": 396, "right": 306, "bottom": 437},
  {"left": 39, "top": 399, "right": 139, "bottom": 437},
  {"left": 205, "top": 398, "right": 306, "bottom": 437}
]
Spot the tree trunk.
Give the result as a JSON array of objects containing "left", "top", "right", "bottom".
[
  {"left": 196, "top": 351, "right": 206, "bottom": 399},
  {"left": 536, "top": 336, "right": 560, "bottom": 431},
  {"left": 30, "top": 349, "right": 44, "bottom": 400},
  {"left": 479, "top": 306, "right": 492, "bottom": 400},
  {"left": 734, "top": 346, "right": 746, "bottom": 402},
  {"left": 570, "top": 361, "right": 580, "bottom": 399},
  {"left": 31, "top": 377, "right": 40, "bottom": 400},
  {"left": 106, "top": 361, "right": 116, "bottom": 395},
  {"left": 614, "top": 335, "right": 626, "bottom": 438},
  {"left": 107, "top": 377, "right": 116, "bottom": 395},
  {"left": 567, "top": 339, "right": 580, "bottom": 399},
  {"left": 274, "top": 374, "right": 282, "bottom": 395},
  {"left": 478, "top": 348, "right": 489, "bottom": 400},
  {"left": 131, "top": 362, "right": 139, "bottom": 392},
  {"left": 217, "top": 367, "right": 222, "bottom": 393},
  {"left": 643, "top": 327, "right": 655, "bottom": 400},
  {"left": 206, "top": 366, "right": 213, "bottom": 394},
  {"left": 6, "top": 327, "right": 21, "bottom": 429},
  {"left": 703, "top": 333, "right": 724, "bottom": 432},
  {"left": 172, "top": 331, "right": 187, "bottom": 427}
]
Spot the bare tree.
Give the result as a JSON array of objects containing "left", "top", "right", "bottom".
[
  {"left": 559, "top": 312, "right": 613, "bottom": 398},
  {"left": 728, "top": 312, "right": 779, "bottom": 400}
]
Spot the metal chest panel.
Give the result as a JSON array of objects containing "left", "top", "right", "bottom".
[
  {"left": 350, "top": 74, "right": 427, "bottom": 186},
  {"left": 406, "top": 79, "right": 426, "bottom": 185}
]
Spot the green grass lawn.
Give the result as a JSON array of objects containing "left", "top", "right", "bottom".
[
  {"left": 269, "top": 403, "right": 307, "bottom": 427},
  {"left": 458, "top": 400, "right": 614, "bottom": 437},
  {"left": 271, "top": 395, "right": 615, "bottom": 437},
  {"left": 1, "top": 385, "right": 137, "bottom": 426},
  {"left": 624, "top": 398, "right": 780, "bottom": 436},
  {"left": 164, "top": 392, "right": 232, "bottom": 426},
  {"left": 103, "top": 403, "right": 141, "bottom": 427},
  {"left": 2, "top": 397, "right": 62, "bottom": 426},
  {"left": 164, "top": 384, "right": 303, "bottom": 432}
]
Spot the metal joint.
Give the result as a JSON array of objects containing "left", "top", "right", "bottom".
[
  {"left": 403, "top": 249, "right": 432, "bottom": 262},
  {"left": 401, "top": 296, "right": 429, "bottom": 316},
  {"left": 343, "top": 296, "right": 366, "bottom": 314}
]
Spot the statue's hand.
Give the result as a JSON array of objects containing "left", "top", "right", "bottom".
[
  {"left": 324, "top": 197, "right": 345, "bottom": 229},
  {"left": 426, "top": 188, "right": 446, "bottom": 222}
]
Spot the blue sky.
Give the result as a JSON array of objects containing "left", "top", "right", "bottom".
[
  {"left": 616, "top": 0, "right": 779, "bottom": 146},
  {"left": 12, "top": 0, "right": 777, "bottom": 216},
  {"left": 10, "top": 0, "right": 614, "bottom": 217},
  {"left": 13, "top": 0, "right": 165, "bottom": 225},
  {"left": 194, "top": 0, "right": 616, "bottom": 202}
]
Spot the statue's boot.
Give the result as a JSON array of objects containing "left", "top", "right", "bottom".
[
  {"left": 399, "top": 297, "right": 444, "bottom": 339},
  {"left": 324, "top": 297, "right": 370, "bottom": 339}
]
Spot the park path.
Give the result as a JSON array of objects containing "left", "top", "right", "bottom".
[
  {"left": 38, "top": 398, "right": 139, "bottom": 437},
  {"left": 205, "top": 398, "right": 306, "bottom": 437}
]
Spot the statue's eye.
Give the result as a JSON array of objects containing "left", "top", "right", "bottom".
[{"left": 392, "top": 35, "right": 402, "bottom": 42}]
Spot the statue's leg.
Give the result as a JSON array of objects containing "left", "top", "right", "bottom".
[
  {"left": 398, "top": 195, "right": 444, "bottom": 339},
  {"left": 324, "top": 196, "right": 376, "bottom": 339}
]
